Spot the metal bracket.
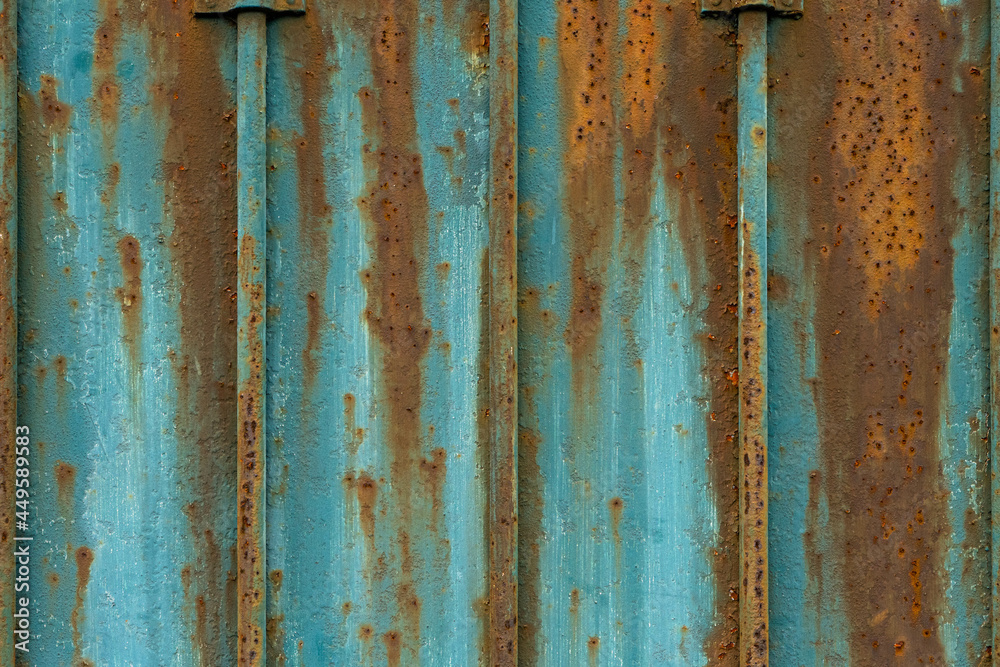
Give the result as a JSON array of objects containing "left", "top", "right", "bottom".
[
  {"left": 700, "top": 0, "right": 802, "bottom": 17},
  {"left": 193, "top": 0, "right": 304, "bottom": 14}
]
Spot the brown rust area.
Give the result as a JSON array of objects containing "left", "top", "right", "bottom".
[
  {"left": 489, "top": 0, "right": 518, "bottom": 659},
  {"left": 71, "top": 546, "right": 94, "bottom": 666},
  {"left": 265, "top": 613, "right": 286, "bottom": 667},
  {"left": 115, "top": 235, "right": 143, "bottom": 364},
  {"left": 588, "top": 636, "right": 600, "bottom": 667},
  {"left": 355, "top": 472, "right": 378, "bottom": 573},
  {"left": 516, "top": 382, "right": 544, "bottom": 665},
  {"left": 475, "top": 248, "right": 493, "bottom": 663},
  {"left": 39, "top": 75, "right": 72, "bottom": 134},
  {"left": 0, "top": 8, "right": 15, "bottom": 654},
  {"left": 739, "top": 237, "right": 767, "bottom": 666},
  {"left": 559, "top": 0, "right": 617, "bottom": 417},
  {"left": 770, "top": 1, "right": 989, "bottom": 662},
  {"left": 236, "top": 228, "right": 265, "bottom": 666},
  {"left": 384, "top": 630, "right": 402, "bottom": 667}
]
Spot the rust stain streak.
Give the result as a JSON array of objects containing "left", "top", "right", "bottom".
[
  {"left": 147, "top": 0, "right": 239, "bottom": 659},
  {"left": 54, "top": 460, "right": 76, "bottom": 524},
  {"left": 71, "top": 546, "right": 94, "bottom": 667},
  {"left": 286, "top": 5, "right": 333, "bottom": 399},
  {"left": 354, "top": 0, "right": 433, "bottom": 656},
  {"left": 783, "top": 1, "right": 985, "bottom": 662},
  {"left": 115, "top": 234, "right": 143, "bottom": 367}
]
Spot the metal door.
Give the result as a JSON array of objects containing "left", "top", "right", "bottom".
[{"left": 0, "top": 0, "right": 997, "bottom": 665}]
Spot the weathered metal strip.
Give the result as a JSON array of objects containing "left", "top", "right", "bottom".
[
  {"left": 489, "top": 0, "right": 517, "bottom": 660},
  {"left": 236, "top": 11, "right": 267, "bottom": 667},
  {"left": 0, "top": 0, "right": 13, "bottom": 662},
  {"left": 737, "top": 10, "right": 768, "bottom": 667},
  {"left": 992, "top": 0, "right": 1000, "bottom": 654}
]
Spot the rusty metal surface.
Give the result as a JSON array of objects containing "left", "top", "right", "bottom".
[
  {"left": 8, "top": 0, "right": 1000, "bottom": 663},
  {"left": 0, "top": 0, "right": 13, "bottom": 663},
  {"left": 768, "top": 0, "right": 992, "bottom": 664}
]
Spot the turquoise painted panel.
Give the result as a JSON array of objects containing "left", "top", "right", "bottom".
[
  {"left": 18, "top": 2, "right": 239, "bottom": 664},
  {"left": 517, "top": 1, "right": 741, "bottom": 664},
  {"left": 264, "top": 1, "right": 491, "bottom": 664}
]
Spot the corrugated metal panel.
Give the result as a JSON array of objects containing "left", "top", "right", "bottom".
[
  {"left": 18, "top": 1, "right": 240, "bottom": 665},
  {"left": 263, "top": 2, "right": 492, "bottom": 664},
  {"left": 4, "top": 0, "right": 1000, "bottom": 664},
  {"left": 517, "top": 2, "right": 741, "bottom": 663}
]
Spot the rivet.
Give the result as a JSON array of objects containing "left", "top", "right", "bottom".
[{"left": 711, "top": 0, "right": 723, "bottom": 6}]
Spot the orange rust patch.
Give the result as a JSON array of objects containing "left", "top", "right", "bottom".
[
  {"left": 285, "top": 6, "right": 333, "bottom": 404},
  {"left": 383, "top": 629, "right": 402, "bottom": 667},
  {"left": 39, "top": 75, "right": 72, "bottom": 133},
  {"left": 418, "top": 447, "right": 447, "bottom": 528},
  {"left": 343, "top": 393, "right": 365, "bottom": 458}
]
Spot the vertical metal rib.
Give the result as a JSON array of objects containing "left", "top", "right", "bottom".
[
  {"left": 991, "top": 0, "right": 1000, "bottom": 655},
  {"left": 236, "top": 11, "right": 267, "bottom": 667},
  {"left": 489, "top": 0, "right": 518, "bottom": 659},
  {"left": 737, "top": 10, "right": 768, "bottom": 667},
  {"left": 0, "top": 0, "right": 13, "bottom": 663}
]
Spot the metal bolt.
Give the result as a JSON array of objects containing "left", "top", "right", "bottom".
[{"left": 711, "top": 0, "right": 723, "bottom": 6}]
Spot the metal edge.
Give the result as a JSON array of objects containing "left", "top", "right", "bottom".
[
  {"left": 699, "top": 0, "right": 803, "bottom": 18},
  {"left": 236, "top": 11, "right": 267, "bottom": 667},
  {"left": 0, "top": 0, "right": 13, "bottom": 662},
  {"left": 736, "top": 10, "right": 768, "bottom": 667},
  {"left": 193, "top": 0, "right": 305, "bottom": 16},
  {"left": 488, "top": 0, "right": 518, "bottom": 659}
]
